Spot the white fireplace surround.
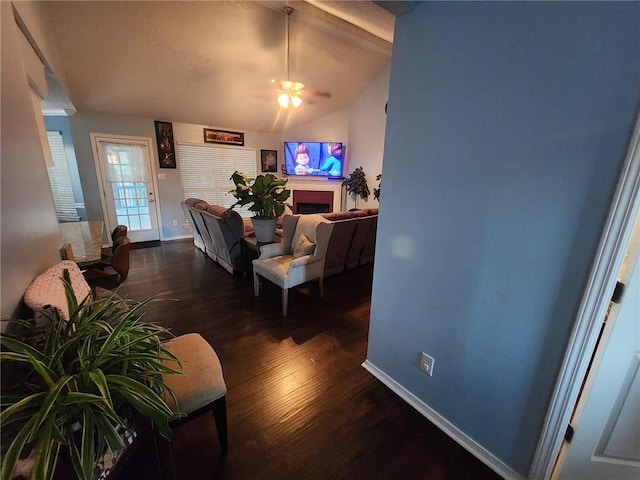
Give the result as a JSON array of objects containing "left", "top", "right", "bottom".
[{"left": 286, "top": 178, "right": 343, "bottom": 213}]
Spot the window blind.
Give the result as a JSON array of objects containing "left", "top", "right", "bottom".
[
  {"left": 46, "top": 131, "right": 80, "bottom": 222},
  {"left": 177, "top": 142, "right": 256, "bottom": 218}
]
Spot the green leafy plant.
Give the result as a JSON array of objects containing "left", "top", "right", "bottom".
[
  {"left": 373, "top": 174, "right": 382, "bottom": 201},
  {"left": 0, "top": 271, "right": 182, "bottom": 480},
  {"left": 228, "top": 171, "right": 291, "bottom": 219},
  {"left": 342, "top": 167, "right": 370, "bottom": 207}
]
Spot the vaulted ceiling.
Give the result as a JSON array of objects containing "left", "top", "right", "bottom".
[{"left": 43, "top": 1, "right": 395, "bottom": 133}]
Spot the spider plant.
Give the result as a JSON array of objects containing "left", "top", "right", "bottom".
[{"left": 0, "top": 270, "right": 182, "bottom": 480}]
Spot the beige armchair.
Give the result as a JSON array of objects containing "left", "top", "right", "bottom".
[{"left": 252, "top": 214, "right": 334, "bottom": 316}]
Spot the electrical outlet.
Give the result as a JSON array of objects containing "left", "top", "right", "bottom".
[
  {"left": 419, "top": 352, "right": 435, "bottom": 376},
  {"left": 172, "top": 219, "right": 178, "bottom": 226}
]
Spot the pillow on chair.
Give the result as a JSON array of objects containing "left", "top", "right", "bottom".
[{"left": 293, "top": 234, "right": 315, "bottom": 258}]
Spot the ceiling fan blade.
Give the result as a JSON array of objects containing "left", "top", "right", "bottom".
[
  {"left": 252, "top": 92, "right": 276, "bottom": 102},
  {"left": 302, "top": 89, "right": 332, "bottom": 99}
]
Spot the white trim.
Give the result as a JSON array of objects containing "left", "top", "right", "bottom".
[
  {"left": 162, "top": 234, "right": 193, "bottom": 241},
  {"left": 530, "top": 112, "right": 640, "bottom": 480},
  {"left": 41, "top": 108, "right": 68, "bottom": 116},
  {"left": 361, "top": 360, "right": 524, "bottom": 480},
  {"left": 90, "top": 133, "right": 111, "bottom": 234}
]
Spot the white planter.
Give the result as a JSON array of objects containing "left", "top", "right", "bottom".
[{"left": 251, "top": 218, "right": 277, "bottom": 243}]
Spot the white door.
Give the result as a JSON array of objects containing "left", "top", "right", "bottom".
[
  {"left": 554, "top": 215, "right": 640, "bottom": 480},
  {"left": 91, "top": 134, "right": 161, "bottom": 243}
]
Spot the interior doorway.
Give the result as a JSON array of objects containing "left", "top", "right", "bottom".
[
  {"left": 530, "top": 111, "right": 640, "bottom": 479},
  {"left": 552, "top": 215, "right": 639, "bottom": 479},
  {"left": 91, "top": 133, "right": 161, "bottom": 243}
]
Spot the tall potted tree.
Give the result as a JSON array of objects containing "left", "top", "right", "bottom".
[
  {"left": 0, "top": 271, "right": 181, "bottom": 480},
  {"left": 228, "top": 171, "right": 291, "bottom": 242},
  {"left": 342, "top": 166, "right": 370, "bottom": 209},
  {"left": 373, "top": 174, "right": 382, "bottom": 201}
]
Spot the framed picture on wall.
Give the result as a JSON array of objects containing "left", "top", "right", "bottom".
[
  {"left": 203, "top": 128, "right": 244, "bottom": 146},
  {"left": 261, "top": 149, "right": 277, "bottom": 172},
  {"left": 154, "top": 120, "right": 176, "bottom": 168}
]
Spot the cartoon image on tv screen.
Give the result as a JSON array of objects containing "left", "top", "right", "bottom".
[
  {"left": 284, "top": 142, "right": 344, "bottom": 177},
  {"left": 294, "top": 143, "right": 312, "bottom": 175},
  {"left": 320, "top": 143, "right": 342, "bottom": 176}
]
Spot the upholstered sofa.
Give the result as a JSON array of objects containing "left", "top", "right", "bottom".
[
  {"left": 181, "top": 199, "right": 251, "bottom": 274},
  {"left": 181, "top": 199, "right": 207, "bottom": 253},
  {"left": 182, "top": 199, "right": 378, "bottom": 277},
  {"left": 321, "top": 208, "right": 378, "bottom": 277}
]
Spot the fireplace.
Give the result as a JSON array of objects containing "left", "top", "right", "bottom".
[{"left": 293, "top": 190, "right": 333, "bottom": 214}]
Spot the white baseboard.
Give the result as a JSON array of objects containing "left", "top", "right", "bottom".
[
  {"left": 361, "top": 359, "right": 524, "bottom": 480},
  {"left": 160, "top": 234, "right": 193, "bottom": 241}
]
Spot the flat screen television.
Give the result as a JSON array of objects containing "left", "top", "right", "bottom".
[{"left": 283, "top": 142, "right": 344, "bottom": 178}]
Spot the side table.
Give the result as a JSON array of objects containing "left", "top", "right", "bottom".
[{"left": 241, "top": 236, "right": 282, "bottom": 273}]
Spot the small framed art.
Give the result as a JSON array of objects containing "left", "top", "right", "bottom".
[
  {"left": 261, "top": 149, "right": 277, "bottom": 172},
  {"left": 154, "top": 120, "right": 176, "bottom": 168}
]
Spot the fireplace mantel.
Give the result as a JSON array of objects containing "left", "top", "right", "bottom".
[{"left": 286, "top": 178, "right": 343, "bottom": 213}]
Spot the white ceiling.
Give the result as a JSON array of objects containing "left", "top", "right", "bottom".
[{"left": 44, "top": 1, "right": 395, "bottom": 133}]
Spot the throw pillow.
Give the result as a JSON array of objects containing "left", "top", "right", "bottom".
[{"left": 293, "top": 234, "right": 316, "bottom": 259}]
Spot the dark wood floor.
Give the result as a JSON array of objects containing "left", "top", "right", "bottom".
[{"left": 118, "top": 239, "right": 503, "bottom": 480}]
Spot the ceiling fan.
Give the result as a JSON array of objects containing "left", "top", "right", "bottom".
[{"left": 276, "top": 6, "right": 331, "bottom": 114}]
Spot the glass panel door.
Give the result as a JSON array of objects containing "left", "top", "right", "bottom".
[{"left": 92, "top": 135, "right": 160, "bottom": 243}]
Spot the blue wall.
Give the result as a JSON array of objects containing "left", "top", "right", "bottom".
[{"left": 368, "top": 2, "right": 639, "bottom": 475}]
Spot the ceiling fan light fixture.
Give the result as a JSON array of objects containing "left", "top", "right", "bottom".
[
  {"left": 278, "top": 92, "right": 290, "bottom": 108},
  {"left": 277, "top": 90, "right": 303, "bottom": 109},
  {"left": 277, "top": 7, "right": 305, "bottom": 114}
]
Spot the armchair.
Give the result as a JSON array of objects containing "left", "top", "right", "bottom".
[
  {"left": 252, "top": 214, "right": 333, "bottom": 316},
  {"left": 23, "top": 260, "right": 92, "bottom": 320},
  {"left": 23, "top": 260, "right": 126, "bottom": 321}
]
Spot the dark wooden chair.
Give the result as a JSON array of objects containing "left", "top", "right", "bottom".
[
  {"left": 93, "top": 235, "right": 129, "bottom": 270},
  {"left": 110, "top": 225, "right": 128, "bottom": 251},
  {"left": 94, "top": 224, "right": 129, "bottom": 268},
  {"left": 83, "top": 236, "right": 131, "bottom": 290}
]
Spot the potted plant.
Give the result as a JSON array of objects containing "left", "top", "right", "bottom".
[
  {"left": 342, "top": 167, "right": 370, "bottom": 209},
  {"left": 373, "top": 174, "right": 382, "bottom": 201},
  {"left": 0, "top": 271, "right": 181, "bottom": 480},
  {"left": 228, "top": 171, "right": 291, "bottom": 242}
]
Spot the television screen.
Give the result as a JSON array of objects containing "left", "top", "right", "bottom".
[{"left": 283, "top": 142, "right": 344, "bottom": 178}]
